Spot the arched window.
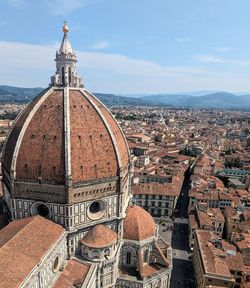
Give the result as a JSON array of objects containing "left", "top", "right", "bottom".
[
  {"left": 92, "top": 250, "right": 99, "bottom": 260},
  {"left": 126, "top": 251, "right": 131, "bottom": 265},
  {"left": 82, "top": 247, "right": 88, "bottom": 256},
  {"left": 62, "top": 67, "right": 65, "bottom": 86},
  {"left": 68, "top": 67, "right": 71, "bottom": 84},
  {"left": 104, "top": 248, "right": 110, "bottom": 257},
  {"left": 144, "top": 249, "right": 149, "bottom": 262}
]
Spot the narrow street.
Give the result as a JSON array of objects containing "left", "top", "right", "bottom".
[{"left": 170, "top": 172, "right": 195, "bottom": 288}]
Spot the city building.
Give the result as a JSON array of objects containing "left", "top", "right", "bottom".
[
  {"left": 189, "top": 206, "right": 225, "bottom": 248},
  {"left": 192, "top": 154, "right": 215, "bottom": 176},
  {"left": 231, "top": 232, "right": 250, "bottom": 265},
  {"left": 132, "top": 183, "right": 179, "bottom": 217},
  {"left": 0, "top": 23, "right": 172, "bottom": 288},
  {"left": 188, "top": 174, "right": 230, "bottom": 211},
  {"left": 224, "top": 207, "right": 250, "bottom": 240},
  {"left": 135, "top": 155, "right": 150, "bottom": 168},
  {"left": 193, "top": 230, "right": 245, "bottom": 288}
]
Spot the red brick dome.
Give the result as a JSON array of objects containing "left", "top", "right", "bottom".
[
  {"left": 1, "top": 24, "right": 130, "bottom": 206},
  {"left": 80, "top": 224, "right": 117, "bottom": 248},
  {"left": 2, "top": 88, "right": 129, "bottom": 200},
  {"left": 123, "top": 205, "right": 156, "bottom": 241}
]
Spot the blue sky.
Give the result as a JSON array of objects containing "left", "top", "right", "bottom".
[{"left": 1, "top": 0, "right": 250, "bottom": 93}]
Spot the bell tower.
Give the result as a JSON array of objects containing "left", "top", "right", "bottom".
[{"left": 51, "top": 22, "right": 83, "bottom": 87}]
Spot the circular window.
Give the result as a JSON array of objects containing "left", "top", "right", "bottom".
[
  {"left": 53, "top": 255, "right": 60, "bottom": 272},
  {"left": 31, "top": 202, "right": 51, "bottom": 219},
  {"left": 87, "top": 200, "right": 106, "bottom": 220},
  {"left": 37, "top": 204, "right": 50, "bottom": 217},
  {"left": 89, "top": 201, "right": 101, "bottom": 213}
]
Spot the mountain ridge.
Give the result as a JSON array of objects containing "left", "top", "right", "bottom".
[{"left": 0, "top": 85, "right": 250, "bottom": 109}]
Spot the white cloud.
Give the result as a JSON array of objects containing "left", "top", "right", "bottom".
[
  {"left": 194, "top": 54, "right": 249, "bottom": 68},
  {"left": 0, "top": 41, "right": 55, "bottom": 69},
  {"left": 76, "top": 51, "right": 206, "bottom": 78},
  {"left": 176, "top": 37, "right": 190, "bottom": 43},
  {"left": 92, "top": 41, "right": 109, "bottom": 50},
  {"left": 1, "top": 41, "right": 250, "bottom": 93},
  {"left": 229, "top": 60, "right": 249, "bottom": 67},
  {"left": 194, "top": 54, "right": 224, "bottom": 63},
  {"left": 0, "top": 41, "right": 206, "bottom": 79}
]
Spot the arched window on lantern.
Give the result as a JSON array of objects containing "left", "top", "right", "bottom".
[
  {"left": 61, "top": 67, "right": 65, "bottom": 86},
  {"left": 68, "top": 67, "right": 71, "bottom": 85},
  {"left": 126, "top": 251, "right": 131, "bottom": 265}
]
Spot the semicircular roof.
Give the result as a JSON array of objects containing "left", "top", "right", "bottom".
[
  {"left": 2, "top": 88, "right": 129, "bottom": 186},
  {"left": 80, "top": 224, "right": 118, "bottom": 248},
  {"left": 123, "top": 205, "right": 156, "bottom": 241}
]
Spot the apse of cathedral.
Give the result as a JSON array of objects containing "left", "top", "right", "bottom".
[{"left": 0, "top": 23, "right": 172, "bottom": 288}]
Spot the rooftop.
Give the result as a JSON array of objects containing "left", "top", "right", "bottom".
[
  {"left": 124, "top": 205, "right": 156, "bottom": 241},
  {"left": 53, "top": 259, "right": 90, "bottom": 288},
  {"left": 0, "top": 216, "right": 65, "bottom": 288},
  {"left": 132, "top": 182, "right": 178, "bottom": 197},
  {"left": 80, "top": 224, "right": 117, "bottom": 248},
  {"left": 196, "top": 230, "right": 244, "bottom": 279}
]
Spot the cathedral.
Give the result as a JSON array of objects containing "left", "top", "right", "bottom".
[{"left": 0, "top": 23, "right": 172, "bottom": 288}]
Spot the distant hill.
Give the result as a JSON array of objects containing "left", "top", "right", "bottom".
[
  {"left": 93, "top": 93, "right": 148, "bottom": 106},
  {"left": 182, "top": 92, "right": 250, "bottom": 108},
  {"left": 140, "top": 92, "right": 250, "bottom": 109},
  {"left": 0, "top": 85, "right": 149, "bottom": 106},
  {"left": 140, "top": 94, "right": 191, "bottom": 106},
  {"left": 0, "top": 85, "right": 250, "bottom": 109},
  {"left": 0, "top": 85, "right": 43, "bottom": 103}
]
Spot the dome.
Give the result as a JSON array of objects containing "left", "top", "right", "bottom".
[
  {"left": 2, "top": 88, "right": 129, "bottom": 202},
  {"left": 1, "top": 23, "right": 130, "bottom": 208},
  {"left": 80, "top": 224, "right": 117, "bottom": 248},
  {"left": 123, "top": 205, "right": 156, "bottom": 241}
]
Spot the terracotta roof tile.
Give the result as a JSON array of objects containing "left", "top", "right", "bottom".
[
  {"left": 2, "top": 88, "right": 130, "bottom": 200},
  {"left": 0, "top": 216, "right": 65, "bottom": 288},
  {"left": 53, "top": 259, "right": 90, "bottom": 288},
  {"left": 80, "top": 224, "right": 117, "bottom": 248},
  {"left": 189, "top": 213, "right": 198, "bottom": 229},
  {"left": 132, "top": 183, "right": 178, "bottom": 197},
  {"left": 233, "top": 233, "right": 250, "bottom": 250},
  {"left": 16, "top": 90, "right": 65, "bottom": 184},
  {"left": 86, "top": 92, "right": 129, "bottom": 170},
  {"left": 70, "top": 90, "right": 119, "bottom": 182},
  {"left": 196, "top": 230, "right": 244, "bottom": 279},
  {"left": 139, "top": 264, "right": 160, "bottom": 277},
  {"left": 197, "top": 208, "right": 225, "bottom": 227},
  {"left": 124, "top": 205, "right": 155, "bottom": 241},
  {"left": 2, "top": 91, "right": 45, "bottom": 173}
]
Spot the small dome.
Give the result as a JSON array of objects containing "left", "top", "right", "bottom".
[
  {"left": 80, "top": 225, "right": 117, "bottom": 248},
  {"left": 123, "top": 205, "right": 155, "bottom": 241}
]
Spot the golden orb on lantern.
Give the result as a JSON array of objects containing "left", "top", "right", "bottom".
[{"left": 62, "top": 21, "right": 69, "bottom": 33}]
